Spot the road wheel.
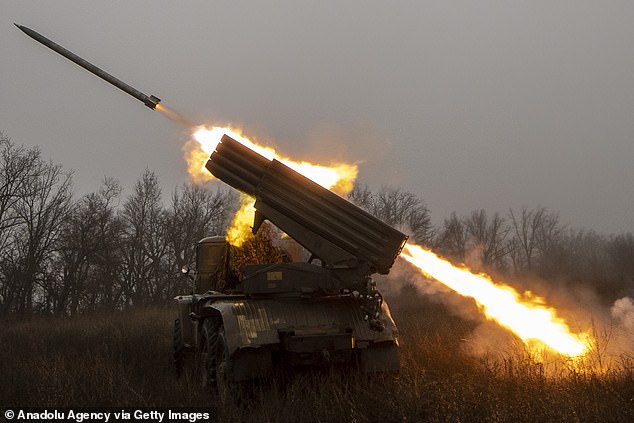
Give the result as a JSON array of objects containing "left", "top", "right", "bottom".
[
  {"left": 215, "top": 327, "right": 233, "bottom": 404},
  {"left": 200, "top": 319, "right": 220, "bottom": 389}
]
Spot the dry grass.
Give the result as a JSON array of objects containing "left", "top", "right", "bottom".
[
  {"left": 0, "top": 307, "right": 207, "bottom": 407},
  {"left": 1, "top": 294, "right": 633, "bottom": 422}
]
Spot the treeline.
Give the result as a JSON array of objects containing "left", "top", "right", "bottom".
[
  {"left": 0, "top": 135, "right": 237, "bottom": 315},
  {"left": 348, "top": 185, "right": 634, "bottom": 302},
  {"left": 1, "top": 134, "right": 632, "bottom": 315}
]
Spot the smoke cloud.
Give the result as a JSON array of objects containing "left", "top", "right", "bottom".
[{"left": 611, "top": 297, "right": 634, "bottom": 330}]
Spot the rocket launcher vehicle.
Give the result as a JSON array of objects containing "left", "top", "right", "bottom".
[{"left": 206, "top": 134, "right": 408, "bottom": 284}]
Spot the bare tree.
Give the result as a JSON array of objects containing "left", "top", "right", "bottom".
[
  {"left": 508, "top": 206, "right": 562, "bottom": 274},
  {"left": 607, "top": 232, "right": 634, "bottom": 295},
  {"left": 436, "top": 212, "right": 467, "bottom": 262},
  {"left": 52, "top": 177, "right": 124, "bottom": 314},
  {"left": 564, "top": 230, "right": 611, "bottom": 281},
  {"left": 120, "top": 169, "right": 167, "bottom": 305},
  {"left": 349, "top": 184, "right": 433, "bottom": 245},
  {"left": 165, "top": 184, "right": 236, "bottom": 296},
  {"left": 86, "top": 178, "right": 126, "bottom": 309},
  {"left": 0, "top": 135, "right": 42, "bottom": 314},
  {"left": 0, "top": 135, "right": 41, "bottom": 254},
  {"left": 10, "top": 154, "right": 73, "bottom": 313},
  {"left": 347, "top": 183, "right": 374, "bottom": 210},
  {"left": 464, "top": 209, "right": 509, "bottom": 270}
]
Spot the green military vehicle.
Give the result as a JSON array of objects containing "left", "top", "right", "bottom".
[{"left": 173, "top": 135, "right": 407, "bottom": 400}]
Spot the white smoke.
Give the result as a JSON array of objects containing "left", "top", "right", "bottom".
[{"left": 611, "top": 297, "right": 634, "bottom": 330}]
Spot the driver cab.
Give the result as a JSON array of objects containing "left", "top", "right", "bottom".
[{"left": 195, "top": 236, "right": 228, "bottom": 293}]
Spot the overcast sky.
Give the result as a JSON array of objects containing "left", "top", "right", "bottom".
[{"left": 2, "top": 1, "right": 633, "bottom": 234}]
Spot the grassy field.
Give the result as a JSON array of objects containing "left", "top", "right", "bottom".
[{"left": 1, "top": 293, "right": 633, "bottom": 422}]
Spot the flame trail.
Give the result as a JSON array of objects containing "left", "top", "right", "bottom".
[
  {"left": 156, "top": 104, "right": 357, "bottom": 244},
  {"left": 156, "top": 104, "right": 195, "bottom": 127},
  {"left": 400, "top": 243, "right": 590, "bottom": 357},
  {"left": 189, "top": 126, "right": 357, "bottom": 193},
  {"left": 188, "top": 126, "right": 358, "bottom": 245}
]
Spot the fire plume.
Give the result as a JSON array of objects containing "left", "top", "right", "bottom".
[
  {"left": 400, "top": 243, "right": 590, "bottom": 357},
  {"left": 187, "top": 126, "right": 357, "bottom": 194},
  {"left": 226, "top": 197, "right": 257, "bottom": 247},
  {"left": 186, "top": 126, "right": 358, "bottom": 245}
]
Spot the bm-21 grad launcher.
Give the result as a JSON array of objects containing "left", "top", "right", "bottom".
[{"left": 174, "top": 134, "right": 407, "bottom": 398}]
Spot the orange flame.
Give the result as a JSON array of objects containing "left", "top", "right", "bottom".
[
  {"left": 400, "top": 243, "right": 590, "bottom": 357},
  {"left": 185, "top": 126, "right": 358, "bottom": 245},
  {"left": 226, "top": 196, "right": 257, "bottom": 247}
]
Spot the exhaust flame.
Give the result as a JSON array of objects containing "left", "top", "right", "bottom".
[
  {"left": 186, "top": 126, "right": 358, "bottom": 245},
  {"left": 400, "top": 243, "right": 590, "bottom": 357},
  {"left": 156, "top": 104, "right": 194, "bottom": 127},
  {"left": 188, "top": 126, "right": 357, "bottom": 193},
  {"left": 227, "top": 197, "right": 257, "bottom": 247}
]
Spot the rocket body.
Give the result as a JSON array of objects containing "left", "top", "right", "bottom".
[{"left": 15, "top": 24, "right": 160, "bottom": 110}]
